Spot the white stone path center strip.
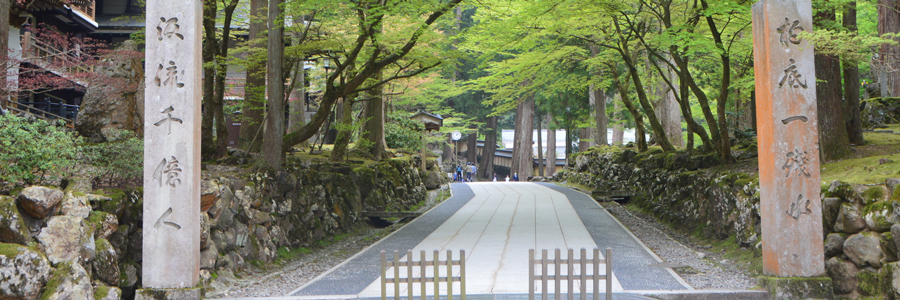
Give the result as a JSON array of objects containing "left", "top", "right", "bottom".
[{"left": 358, "top": 182, "right": 624, "bottom": 297}]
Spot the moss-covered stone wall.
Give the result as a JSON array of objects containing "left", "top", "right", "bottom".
[
  {"left": 557, "top": 148, "right": 900, "bottom": 298},
  {"left": 557, "top": 149, "right": 762, "bottom": 247},
  {"left": 0, "top": 155, "right": 445, "bottom": 300}
]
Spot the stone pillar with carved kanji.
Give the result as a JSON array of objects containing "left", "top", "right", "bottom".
[
  {"left": 137, "top": 0, "right": 202, "bottom": 297},
  {"left": 752, "top": 0, "right": 833, "bottom": 297}
]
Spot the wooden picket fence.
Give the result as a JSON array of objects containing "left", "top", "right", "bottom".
[
  {"left": 380, "top": 249, "right": 466, "bottom": 300},
  {"left": 529, "top": 248, "right": 612, "bottom": 300}
]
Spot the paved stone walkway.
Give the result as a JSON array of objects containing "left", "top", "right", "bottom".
[{"left": 287, "top": 182, "right": 690, "bottom": 299}]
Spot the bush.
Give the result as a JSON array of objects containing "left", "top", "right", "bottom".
[
  {"left": 385, "top": 114, "right": 424, "bottom": 150},
  {"left": 0, "top": 114, "right": 78, "bottom": 185},
  {"left": 78, "top": 129, "right": 143, "bottom": 186}
]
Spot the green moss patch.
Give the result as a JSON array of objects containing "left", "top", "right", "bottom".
[
  {"left": 40, "top": 261, "right": 76, "bottom": 300},
  {"left": 857, "top": 269, "right": 883, "bottom": 296},
  {"left": 94, "top": 285, "right": 110, "bottom": 300},
  {"left": 822, "top": 154, "right": 900, "bottom": 185},
  {"left": 0, "top": 243, "right": 26, "bottom": 258}
]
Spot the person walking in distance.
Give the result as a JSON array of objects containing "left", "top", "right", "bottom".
[
  {"left": 465, "top": 162, "right": 473, "bottom": 182},
  {"left": 456, "top": 164, "right": 463, "bottom": 183},
  {"left": 513, "top": 172, "right": 519, "bottom": 181}
]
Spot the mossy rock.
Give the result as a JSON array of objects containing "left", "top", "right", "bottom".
[
  {"left": 858, "top": 269, "right": 884, "bottom": 296},
  {"left": 864, "top": 187, "right": 888, "bottom": 205},
  {"left": 827, "top": 181, "right": 858, "bottom": 202},
  {"left": 0, "top": 195, "right": 30, "bottom": 245},
  {"left": 40, "top": 261, "right": 92, "bottom": 300},
  {"left": 885, "top": 232, "right": 899, "bottom": 263},
  {"left": 758, "top": 276, "right": 834, "bottom": 299},
  {"left": 864, "top": 201, "right": 900, "bottom": 232}
]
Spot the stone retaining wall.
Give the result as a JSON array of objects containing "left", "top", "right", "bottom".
[
  {"left": 556, "top": 148, "right": 900, "bottom": 298},
  {"left": 0, "top": 156, "right": 445, "bottom": 300}
]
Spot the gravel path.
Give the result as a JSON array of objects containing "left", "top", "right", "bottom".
[
  {"left": 601, "top": 201, "right": 757, "bottom": 290},
  {"left": 206, "top": 185, "right": 757, "bottom": 298}
]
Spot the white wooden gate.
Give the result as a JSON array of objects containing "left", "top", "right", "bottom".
[
  {"left": 529, "top": 248, "right": 612, "bottom": 300},
  {"left": 380, "top": 249, "right": 466, "bottom": 300}
]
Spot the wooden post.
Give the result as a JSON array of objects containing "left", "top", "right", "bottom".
[
  {"left": 394, "top": 250, "right": 400, "bottom": 300},
  {"left": 460, "top": 249, "right": 466, "bottom": 300},
  {"left": 567, "top": 248, "right": 574, "bottom": 300},
  {"left": 529, "top": 249, "right": 535, "bottom": 300},
  {"left": 552, "top": 248, "right": 559, "bottom": 300},
  {"left": 542, "top": 249, "right": 548, "bottom": 300},
  {"left": 421, "top": 250, "right": 426, "bottom": 299},
  {"left": 593, "top": 248, "right": 599, "bottom": 300},
  {"left": 580, "top": 248, "right": 586, "bottom": 300},
  {"left": 434, "top": 250, "right": 439, "bottom": 298},
  {"left": 407, "top": 250, "right": 413, "bottom": 300},
  {"left": 605, "top": 248, "right": 612, "bottom": 300},
  {"left": 381, "top": 251, "right": 387, "bottom": 300},
  {"left": 447, "top": 250, "right": 453, "bottom": 300}
]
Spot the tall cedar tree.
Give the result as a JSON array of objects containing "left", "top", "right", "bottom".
[
  {"left": 263, "top": 0, "right": 285, "bottom": 169},
  {"left": 240, "top": 0, "right": 267, "bottom": 152},
  {"left": 815, "top": 8, "right": 852, "bottom": 161},
  {"left": 201, "top": 0, "right": 240, "bottom": 160},
  {"left": 844, "top": 1, "right": 864, "bottom": 145}
]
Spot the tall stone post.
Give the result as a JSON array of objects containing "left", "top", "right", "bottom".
[
  {"left": 752, "top": 0, "right": 833, "bottom": 297},
  {"left": 138, "top": 0, "right": 202, "bottom": 297}
]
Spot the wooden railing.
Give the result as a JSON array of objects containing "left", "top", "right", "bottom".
[
  {"left": 529, "top": 248, "right": 613, "bottom": 300},
  {"left": 22, "top": 33, "right": 94, "bottom": 77},
  {"left": 2, "top": 99, "right": 75, "bottom": 129},
  {"left": 71, "top": 1, "right": 95, "bottom": 21}
]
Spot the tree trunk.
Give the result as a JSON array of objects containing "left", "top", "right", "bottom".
[
  {"left": 750, "top": 90, "right": 757, "bottom": 134},
  {"left": 545, "top": 114, "right": 556, "bottom": 176},
  {"left": 360, "top": 71, "right": 388, "bottom": 160},
  {"left": 816, "top": 53, "right": 853, "bottom": 160},
  {"left": 212, "top": 1, "right": 237, "bottom": 159},
  {"left": 263, "top": 0, "right": 285, "bottom": 170},
  {"left": 478, "top": 115, "right": 497, "bottom": 179},
  {"left": 511, "top": 93, "right": 534, "bottom": 180},
  {"left": 619, "top": 47, "right": 674, "bottom": 152},
  {"left": 878, "top": 0, "right": 900, "bottom": 97},
  {"left": 579, "top": 128, "right": 591, "bottom": 152},
  {"left": 654, "top": 63, "right": 684, "bottom": 148},
  {"left": 537, "top": 114, "right": 544, "bottom": 176},
  {"left": 330, "top": 98, "right": 353, "bottom": 162},
  {"left": 565, "top": 122, "right": 572, "bottom": 166},
  {"left": 200, "top": 0, "right": 217, "bottom": 159},
  {"left": 287, "top": 14, "right": 307, "bottom": 139},
  {"left": 612, "top": 95, "right": 624, "bottom": 145},
  {"left": 466, "top": 131, "right": 477, "bottom": 164},
  {"left": 680, "top": 70, "right": 694, "bottom": 152},
  {"left": 239, "top": 0, "right": 267, "bottom": 152},
  {"left": 288, "top": 62, "right": 306, "bottom": 134},
  {"left": 589, "top": 46, "right": 607, "bottom": 146},
  {"left": 844, "top": 2, "right": 864, "bottom": 145},
  {"left": 443, "top": 134, "right": 453, "bottom": 163},
  {"left": 615, "top": 77, "right": 646, "bottom": 152},
  {"left": 672, "top": 54, "right": 720, "bottom": 153},
  {"left": 701, "top": 0, "right": 734, "bottom": 162}
]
